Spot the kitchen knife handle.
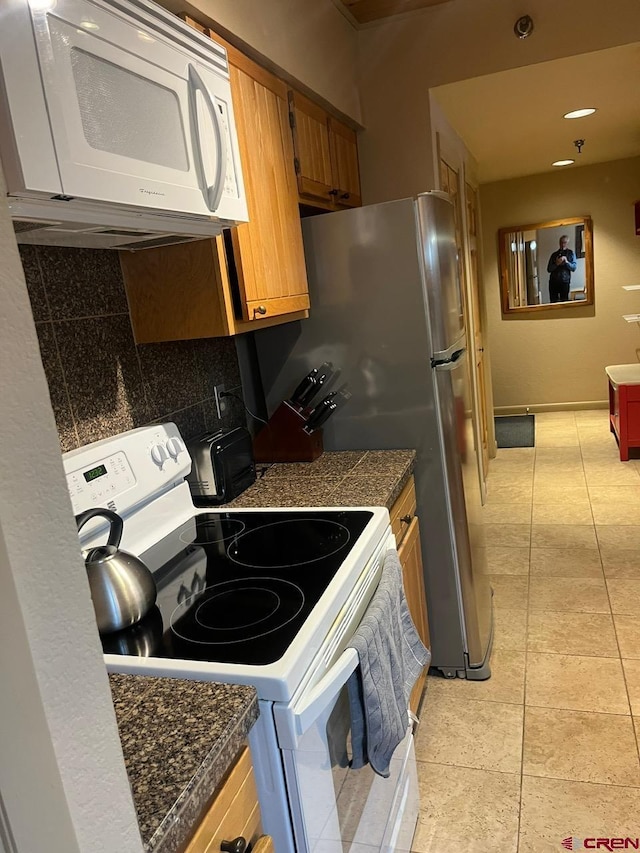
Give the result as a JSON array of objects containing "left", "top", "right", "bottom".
[
  {"left": 306, "top": 391, "right": 339, "bottom": 421},
  {"left": 299, "top": 372, "right": 329, "bottom": 407},
  {"left": 290, "top": 369, "right": 318, "bottom": 406},
  {"left": 305, "top": 401, "right": 337, "bottom": 432},
  {"left": 297, "top": 378, "right": 319, "bottom": 408}
]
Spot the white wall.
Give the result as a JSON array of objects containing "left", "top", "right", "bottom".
[
  {"left": 0, "top": 167, "right": 143, "bottom": 852},
  {"left": 357, "top": 0, "right": 640, "bottom": 203},
  {"left": 159, "top": 0, "right": 361, "bottom": 121},
  {"left": 481, "top": 157, "right": 640, "bottom": 411}
]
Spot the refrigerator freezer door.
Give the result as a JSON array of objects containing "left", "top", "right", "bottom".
[{"left": 416, "top": 192, "right": 465, "bottom": 355}]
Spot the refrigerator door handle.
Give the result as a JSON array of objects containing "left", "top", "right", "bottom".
[{"left": 431, "top": 347, "right": 466, "bottom": 370}]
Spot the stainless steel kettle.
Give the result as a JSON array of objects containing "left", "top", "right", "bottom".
[{"left": 76, "top": 508, "right": 157, "bottom": 635}]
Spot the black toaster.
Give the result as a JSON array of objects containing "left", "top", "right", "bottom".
[{"left": 186, "top": 428, "right": 256, "bottom": 506}]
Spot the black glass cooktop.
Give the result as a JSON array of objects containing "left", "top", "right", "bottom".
[{"left": 101, "top": 510, "right": 373, "bottom": 665}]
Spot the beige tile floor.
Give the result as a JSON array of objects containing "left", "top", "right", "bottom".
[{"left": 412, "top": 409, "right": 640, "bottom": 853}]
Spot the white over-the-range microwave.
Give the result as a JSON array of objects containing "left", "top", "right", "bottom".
[{"left": 0, "top": 0, "right": 248, "bottom": 249}]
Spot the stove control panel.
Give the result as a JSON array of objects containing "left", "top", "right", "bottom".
[
  {"left": 63, "top": 423, "right": 192, "bottom": 522},
  {"left": 149, "top": 437, "right": 185, "bottom": 469},
  {"left": 67, "top": 451, "right": 135, "bottom": 510}
]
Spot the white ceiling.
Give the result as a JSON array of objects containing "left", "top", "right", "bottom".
[{"left": 431, "top": 42, "right": 640, "bottom": 184}]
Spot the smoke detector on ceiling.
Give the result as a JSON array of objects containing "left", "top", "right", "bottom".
[{"left": 514, "top": 15, "right": 534, "bottom": 39}]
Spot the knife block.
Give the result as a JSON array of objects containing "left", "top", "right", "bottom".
[{"left": 253, "top": 401, "right": 324, "bottom": 463}]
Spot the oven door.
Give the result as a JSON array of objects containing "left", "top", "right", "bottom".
[
  {"left": 274, "top": 649, "right": 419, "bottom": 853},
  {"left": 26, "top": 0, "right": 244, "bottom": 218}
]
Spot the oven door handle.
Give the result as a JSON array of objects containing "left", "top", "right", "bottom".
[{"left": 274, "top": 648, "right": 359, "bottom": 749}]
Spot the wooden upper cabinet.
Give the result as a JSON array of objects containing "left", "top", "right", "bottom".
[
  {"left": 328, "top": 118, "right": 361, "bottom": 207},
  {"left": 120, "top": 19, "right": 310, "bottom": 341},
  {"left": 228, "top": 56, "right": 310, "bottom": 321},
  {"left": 289, "top": 91, "right": 361, "bottom": 210},
  {"left": 289, "top": 91, "right": 334, "bottom": 204}
]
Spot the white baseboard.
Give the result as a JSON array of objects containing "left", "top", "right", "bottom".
[{"left": 494, "top": 400, "right": 608, "bottom": 416}]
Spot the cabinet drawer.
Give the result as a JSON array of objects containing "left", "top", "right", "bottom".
[
  {"left": 398, "top": 516, "right": 429, "bottom": 714},
  {"left": 185, "top": 746, "right": 261, "bottom": 853},
  {"left": 390, "top": 476, "right": 417, "bottom": 546}
]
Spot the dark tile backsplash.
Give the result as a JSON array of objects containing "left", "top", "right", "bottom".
[{"left": 21, "top": 245, "right": 246, "bottom": 453}]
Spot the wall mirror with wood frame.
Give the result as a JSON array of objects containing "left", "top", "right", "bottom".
[{"left": 499, "top": 216, "right": 593, "bottom": 314}]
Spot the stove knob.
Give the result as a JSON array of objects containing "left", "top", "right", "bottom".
[
  {"left": 150, "top": 444, "right": 168, "bottom": 468},
  {"left": 166, "top": 437, "right": 183, "bottom": 459}
]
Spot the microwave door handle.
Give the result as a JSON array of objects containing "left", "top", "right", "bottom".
[{"left": 187, "top": 64, "right": 227, "bottom": 213}]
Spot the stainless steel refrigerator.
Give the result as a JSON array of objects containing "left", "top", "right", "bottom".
[{"left": 254, "top": 192, "right": 493, "bottom": 679}]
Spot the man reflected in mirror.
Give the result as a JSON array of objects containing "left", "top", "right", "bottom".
[{"left": 547, "top": 235, "right": 577, "bottom": 303}]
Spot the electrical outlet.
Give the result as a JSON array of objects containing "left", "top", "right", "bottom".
[{"left": 213, "top": 384, "right": 227, "bottom": 419}]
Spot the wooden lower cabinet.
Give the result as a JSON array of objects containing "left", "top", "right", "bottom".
[
  {"left": 391, "top": 476, "right": 430, "bottom": 715},
  {"left": 398, "top": 517, "right": 429, "bottom": 714},
  {"left": 184, "top": 745, "right": 272, "bottom": 853}
]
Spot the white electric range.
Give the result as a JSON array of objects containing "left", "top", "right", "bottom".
[{"left": 63, "top": 423, "right": 419, "bottom": 853}]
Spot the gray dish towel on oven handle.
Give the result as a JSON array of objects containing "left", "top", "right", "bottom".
[{"left": 346, "top": 547, "right": 431, "bottom": 777}]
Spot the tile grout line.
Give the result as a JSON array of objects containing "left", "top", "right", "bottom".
[
  {"left": 417, "top": 757, "right": 640, "bottom": 792},
  {"left": 521, "top": 772, "right": 640, "bottom": 792},
  {"left": 583, "top": 423, "right": 640, "bottom": 769},
  {"left": 414, "top": 757, "right": 520, "bottom": 778},
  {"left": 516, "top": 431, "right": 536, "bottom": 853},
  {"left": 427, "top": 415, "right": 639, "bottom": 853},
  {"left": 522, "top": 702, "right": 632, "bottom": 718},
  {"left": 581, "top": 427, "right": 639, "bottom": 746},
  {"left": 526, "top": 413, "right": 640, "bottom": 849}
]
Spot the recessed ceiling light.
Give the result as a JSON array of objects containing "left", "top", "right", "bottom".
[
  {"left": 563, "top": 108, "right": 597, "bottom": 119},
  {"left": 552, "top": 159, "right": 575, "bottom": 167},
  {"left": 80, "top": 20, "right": 99, "bottom": 29}
]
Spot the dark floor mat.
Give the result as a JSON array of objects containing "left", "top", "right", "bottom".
[{"left": 494, "top": 414, "right": 535, "bottom": 448}]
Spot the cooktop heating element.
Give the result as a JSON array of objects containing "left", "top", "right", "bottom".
[{"left": 102, "top": 509, "right": 373, "bottom": 666}]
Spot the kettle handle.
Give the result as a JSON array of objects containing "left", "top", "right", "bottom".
[{"left": 75, "top": 508, "right": 123, "bottom": 549}]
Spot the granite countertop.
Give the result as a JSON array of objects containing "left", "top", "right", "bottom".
[
  {"left": 226, "top": 449, "right": 417, "bottom": 510},
  {"left": 109, "top": 674, "right": 259, "bottom": 853}
]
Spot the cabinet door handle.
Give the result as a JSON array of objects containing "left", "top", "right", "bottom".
[
  {"left": 220, "top": 838, "right": 247, "bottom": 853},
  {"left": 340, "top": 192, "right": 350, "bottom": 200},
  {"left": 328, "top": 189, "right": 339, "bottom": 196},
  {"left": 401, "top": 514, "right": 412, "bottom": 524},
  {"left": 253, "top": 305, "right": 267, "bottom": 317}
]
